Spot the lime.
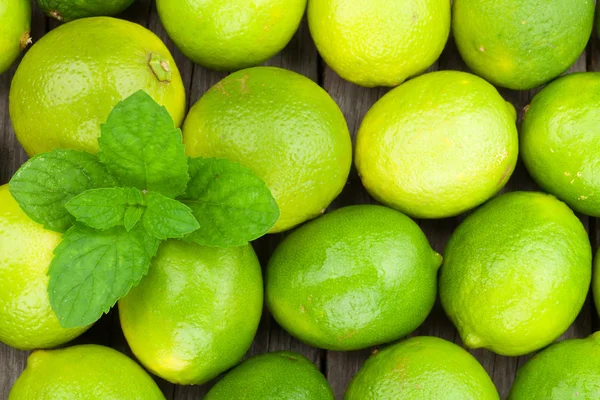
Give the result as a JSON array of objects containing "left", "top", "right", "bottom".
[
  {"left": 157, "top": 0, "right": 306, "bottom": 71},
  {"left": 0, "top": 0, "right": 30, "bottom": 74},
  {"left": 8, "top": 345, "right": 164, "bottom": 399},
  {"left": 119, "top": 240, "right": 263, "bottom": 385},
  {"left": 205, "top": 351, "right": 334, "bottom": 400},
  {"left": 183, "top": 67, "right": 352, "bottom": 233},
  {"left": 453, "top": 0, "right": 594, "bottom": 90},
  {"left": 346, "top": 336, "right": 499, "bottom": 400},
  {"left": 509, "top": 332, "right": 600, "bottom": 400},
  {"left": 308, "top": 0, "right": 450, "bottom": 87},
  {"left": 594, "top": 250, "right": 600, "bottom": 317},
  {"left": 0, "top": 184, "right": 88, "bottom": 350},
  {"left": 355, "top": 71, "right": 518, "bottom": 219},
  {"left": 440, "top": 191, "right": 591, "bottom": 356},
  {"left": 521, "top": 73, "right": 600, "bottom": 217},
  {"left": 9, "top": 17, "right": 185, "bottom": 156},
  {"left": 36, "top": 0, "right": 135, "bottom": 22},
  {"left": 266, "top": 205, "right": 442, "bottom": 351}
]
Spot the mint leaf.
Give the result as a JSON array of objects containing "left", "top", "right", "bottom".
[
  {"left": 65, "top": 187, "right": 144, "bottom": 230},
  {"left": 124, "top": 206, "right": 144, "bottom": 232},
  {"left": 98, "top": 91, "right": 189, "bottom": 198},
  {"left": 179, "top": 157, "right": 279, "bottom": 247},
  {"left": 142, "top": 192, "right": 200, "bottom": 240},
  {"left": 9, "top": 149, "right": 118, "bottom": 232},
  {"left": 48, "top": 224, "right": 159, "bottom": 328}
]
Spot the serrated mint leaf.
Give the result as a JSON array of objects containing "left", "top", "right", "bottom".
[
  {"left": 9, "top": 149, "right": 118, "bottom": 232},
  {"left": 65, "top": 187, "right": 144, "bottom": 230},
  {"left": 48, "top": 224, "right": 159, "bottom": 328},
  {"left": 98, "top": 90, "right": 189, "bottom": 198},
  {"left": 142, "top": 191, "right": 200, "bottom": 240},
  {"left": 124, "top": 206, "right": 144, "bottom": 232},
  {"left": 179, "top": 157, "right": 279, "bottom": 247}
]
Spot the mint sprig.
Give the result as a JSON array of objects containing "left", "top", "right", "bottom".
[{"left": 8, "top": 90, "right": 279, "bottom": 328}]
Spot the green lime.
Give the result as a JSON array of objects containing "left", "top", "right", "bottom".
[
  {"left": 346, "top": 336, "right": 499, "bottom": 400},
  {"left": 266, "top": 205, "right": 442, "bottom": 351},
  {"left": 355, "top": 71, "right": 518, "bottom": 219},
  {"left": 521, "top": 72, "right": 600, "bottom": 217},
  {"left": 119, "top": 240, "right": 263, "bottom": 385},
  {"left": 440, "top": 191, "right": 591, "bottom": 356},
  {"left": 308, "top": 0, "right": 450, "bottom": 87},
  {"left": 36, "top": 0, "right": 135, "bottom": 22},
  {"left": 0, "top": 0, "right": 30, "bottom": 74},
  {"left": 0, "top": 184, "right": 88, "bottom": 350},
  {"left": 9, "top": 345, "right": 164, "bottom": 399},
  {"left": 182, "top": 67, "right": 352, "bottom": 233},
  {"left": 157, "top": 0, "right": 306, "bottom": 71},
  {"left": 205, "top": 351, "right": 334, "bottom": 400},
  {"left": 9, "top": 17, "right": 185, "bottom": 156},
  {"left": 509, "top": 332, "right": 600, "bottom": 400},
  {"left": 453, "top": 0, "right": 594, "bottom": 90}
]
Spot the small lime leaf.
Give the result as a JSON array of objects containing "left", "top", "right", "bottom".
[
  {"left": 48, "top": 224, "right": 159, "bottom": 328},
  {"left": 98, "top": 90, "right": 189, "bottom": 198},
  {"left": 9, "top": 149, "right": 118, "bottom": 232},
  {"left": 142, "top": 191, "right": 200, "bottom": 240},
  {"left": 179, "top": 157, "right": 279, "bottom": 247}
]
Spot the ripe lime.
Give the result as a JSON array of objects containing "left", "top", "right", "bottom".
[
  {"left": 594, "top": 250, "right": 600, "bottom": 318},
  {"left": 0, "top": 0, "right": 30, "bottom": 74},
  {"left": 119, "top": 240, "right": 263, "bottom": 385},
  {"left": 308, "top": 0, "right": 450, "bottom": 87},
  {"left": 453, "top": 0, "right": 594, "bottom": 90},
  {"left": 182, "top": 67, "right": 352, "bottom": 233},
  {"left": 509, "top": 332, "right": 600, "bottom": 400},
  {"left": 266, "top": 205, "right": 442, "bottom": 351},
  {"left": 9, "top": 17, "right": 185, "bottom": 156},
  {"left": 8, "top": 345, "right": 164, "bottom": 399},
  {"left": 346, "top": 336, "right": 499, "bottom": 400},
  {"left": 440, "top": 191, "right": 591, "bottom": 356},
  {"left": 36, "top": 0, "right": 135, "bottom": 22},
  {"left": 205, "top": 351, "right": 334, "bottom": 400},
  {"left": 0, "top": 184, "right": 88, "bottom": 350},
  {"left": 521, "top": 72, "right": 600, "bottom": 217},
  {"left": 157, "top": 0, "right": 306, "bottom": 71},
  {"left": 355, "top": 71, "right": 518, "bottom": 219}
]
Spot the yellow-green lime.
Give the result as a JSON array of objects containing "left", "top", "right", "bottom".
[
  {"left": 308, "top": 0, "right": 450, "bottom": 87},
  {"left": 521, "top": 73, "right": 600, "bottom": 217},
  {"left": 36, "top": 0, "right": 135, "bottom": 22},
  {"left": 205, "top": 351, "right": 334, "bottom": 400},
  {"left": 345, "top": 336, "right": 499, "bottom": 400},
  {"left": 440, "top": 191, "right": 591, "bottom": 356},
  {"left": 355, "top": 71, "right": 518, "bottom": 219},
  {"left": 453, "top": 0, "right": 594, "bottom": 90},
  {"left": 509, "top": 332, "right": 600, "bottom": 400},
  {"left": 9, "top": 345, "right": 165, "bottom": 399},
  {"left": 119, "top": 240, "right": 263, "bottom": 385},
  {"left": 157, "top": 0, "right": 306, "bottom": 71},
  {"left": 183, "top": 67, "right": 352, "bottom": 233},
  {"left": 10, "top": 17, "right": 185, "bottom": 156},
  {"left": 0, "top": 0, "right": 30, "bottom": 74},
  {"left": 266, "top": 205, "right": 442, "bottom": 351},
  {"left": 0, "top": 184, "right": 88, "bottom": 350}
]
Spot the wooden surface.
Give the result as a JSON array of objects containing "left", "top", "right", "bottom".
[{"left": 1, "top": 2, "right": 599, "bottom": 399}]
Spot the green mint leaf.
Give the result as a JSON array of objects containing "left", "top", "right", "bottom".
[
  {"left": 179, "top": 157, "right": 279, "bottom": 247},
  {"left": 48, "top": 224, "right": 159, "bottom": 328},
  {"left": 8, "top": 149, "right": 118, "bottom": 232},
  {"left": 142, "top": 191, "right": 200, "bottom": 240},
  {"left": 98, "top": 90, "right": 189, "bottom": 198},
  {"left": 65, "top": 187, "right": 144, "bottom": 230},
  {"left": 124, "top": 206, "right": 144, "bottom": 232}
]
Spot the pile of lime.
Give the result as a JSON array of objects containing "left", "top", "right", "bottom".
[{"left": 0, "top": 0, "right": 598, "bottom": 398}]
